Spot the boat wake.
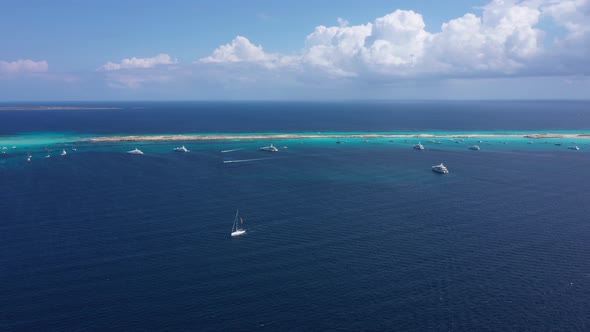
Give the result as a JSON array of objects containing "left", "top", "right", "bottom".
[
  {"left": 223, "top": 157, "right": 272, "bottom": 164},
  {"left": 221, "top": 148, "right": 244, "bottom": 153}
]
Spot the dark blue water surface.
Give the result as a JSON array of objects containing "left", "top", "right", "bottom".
[
  {"left": 1, "top": 101, "right": 590, "bottom": 331},
  {"left": 0, "top": 100, "right": 590, "bottom": 134}
]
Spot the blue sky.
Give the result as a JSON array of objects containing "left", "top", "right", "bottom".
[{"left": 0, "top": 0, "right": 588, "bottom": 100}]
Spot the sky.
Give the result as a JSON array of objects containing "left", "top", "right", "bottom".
[{"left": 0, "top": 0, "right": 588, "bottom": 101}]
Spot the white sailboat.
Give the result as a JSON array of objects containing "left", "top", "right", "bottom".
[{"left": 231, "top": 209, "right": 246, "bottom": 237}]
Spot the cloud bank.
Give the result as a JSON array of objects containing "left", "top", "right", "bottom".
[
  {"left": 97, "top": 54, "right": 176, "bottom": 71},
  {"left": 88, "top": 0, "right": 589, "bottom": 94},
  {"left": 199, "top": 0, "right": 589, "bottom": 80},
  {"left": 0, "top": 59, "right": 48, "bottom": 75}
]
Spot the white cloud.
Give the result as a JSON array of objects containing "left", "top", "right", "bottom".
[
  {"left": 200, "top": 36, "right": 270, "bottom": 63},
  {"left": 97, "top": 53, "right": 176, "bottom": 71},
  {"left": 0, "top": 59, "right": 48, "bottom": 74},
  {"left": 199, "top": 0, "right": 589, "bottom": 80}
]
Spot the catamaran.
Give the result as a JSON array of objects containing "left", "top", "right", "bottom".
[{"left": 231, "top": 210, "right": 246, "bottom": 237}]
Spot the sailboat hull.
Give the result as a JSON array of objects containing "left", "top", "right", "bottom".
[{"left": 231, "top": 230, "right": 246, "bottom": 237}]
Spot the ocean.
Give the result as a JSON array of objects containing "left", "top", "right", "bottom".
[{"left": 1, "top": 101, "right": 590, "bottom": 331}]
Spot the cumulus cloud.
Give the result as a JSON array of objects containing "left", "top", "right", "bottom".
[
  {"left": 97, "top": 53, "right": 176, "bottom": 71},
  {"left": 199, "top": 0, "right": 589, "bottom": 80},
  {"left": 0, "top": 59, "right": 48, "bottom": 74},
  {"left": 199, "top": 36, "right": 297, "bottom": 69}
]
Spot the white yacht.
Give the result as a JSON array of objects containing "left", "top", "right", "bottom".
[
  {"left": 432, "top": 163, "right": 449, "bottom": 174},
  {"left": 568, "top": 146, "right": 580, "bottom": 150},
  {"left": 60, "top": 149, "right": 67, "bottom": 156},
  {"left": 468, "top": 145, "right": 480, "bottom": 150},
  {"left": 174, "top": 145, "right": 189, "bottom": 152},
  {"left": 259, "top": 144, "right": 278, "bottom": 152},
  {"left": 127, "top": 148, "right": 144, "bottom": 155},
  {"left": 413, "top": 142, "right": 425, "bottom": 150}
]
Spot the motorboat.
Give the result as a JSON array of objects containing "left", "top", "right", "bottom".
[
  {"left": 60, "top": 149, "right": 67, "bottom": 156},
  {"left": 413, "top": 142, "right": 425, "bottom": 150},
  {"left": 468, "top": 145, "right": 480, "bottom": 150},
  {"left": 432, "top": 163, "right": 449, "bottom": 174},
  {"left": 174, "top": 145, "right": 189, "bottom": 152},
  {"left": 127, "top": 148, "right": 144, "bottom": 155},
  {"left": 568, "top": 146, "right": 580, "bottom": 150},
  {"left": 259, "top": 144, "right": 278, "bottom": 152}
]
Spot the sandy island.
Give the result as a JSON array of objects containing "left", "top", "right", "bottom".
[{"left": 84, "top": 132, "right": 590, "bottom": 143}]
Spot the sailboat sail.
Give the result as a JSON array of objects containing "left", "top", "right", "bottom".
[{"left": 231, "top": 209, "right": 246, "bottom": 237}]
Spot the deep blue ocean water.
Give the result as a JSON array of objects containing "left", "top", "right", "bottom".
[{"left": 1, "top": 101, "right": 590, "bottom": 331}]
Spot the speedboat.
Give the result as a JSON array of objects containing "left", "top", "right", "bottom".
[
  {"left": 259, "top": 144, "right": 278, "bottom": 152},
  {"left": 127, "top": 148, "right": 144, "bottom": 155},
  {"left": 60, "top": 149, "right": 67, "bottom": 156},
  {"left": 468, "top": 145, "right": 480, "bottom": 150},
  {"left": 568, "top": 146, "right": 580, "bottom": 150},
  {"left": 413, "top": 142, "right": 424, "bottom": 150},
  {"left": 174, "top": 145, "right": 189, "bottom": 152},
  {"left": 432, "top": 163, "right": 449, "bottom": 174}
]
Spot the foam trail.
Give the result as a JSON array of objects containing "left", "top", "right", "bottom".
[
  {"left": 221, "top": 148, "right": 244, "bottom": 153},
  {"left": 223, "top": 157, "right": 272, "bottom": 164}
]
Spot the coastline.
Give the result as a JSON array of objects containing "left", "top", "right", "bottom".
[{"left": 84, "top": 132, "right": 590, "bottom": 143}]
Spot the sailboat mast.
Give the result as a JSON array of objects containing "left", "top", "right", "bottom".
[{"left": 232, "top": 209, "right": 239, "bottom": 232}]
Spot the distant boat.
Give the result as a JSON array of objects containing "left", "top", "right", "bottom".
[
  {"left": 432, "top": 163, "right": 449, "bottom": 174},
  {"left": 60, "top": 149, "right": 67, "bottom": 156},
  {"left": 127, "top": 148, "right": 144, "bottom": 155},
  {"left": 174, "top": 145, "right": 189, "bottom": 152},
  {"left": 72, "top": 148, "right": 77, "bottom": 151},
  {"left": 231, "top": 209, "right": 246, "bottom": 237},
  {"left": 468, "top": 145, "right": 480, "bottom": 150},
  {"left": 27, "top": 154, "right": 32, "bottom": 162},
  {"left": 413, "top": 142, "right": 424, "bottom": 150},
  {"left": 259, "top": 144, "right": 278, "bottom": 152},
  {"left": 555, "top": 143, "right": 562, "bottom": 146},
  {"left": 44, "top": 154, "right": 51, "bottom": 158},
  {"left": 568, "top": 146, "right": 580, "bottom": 150}
]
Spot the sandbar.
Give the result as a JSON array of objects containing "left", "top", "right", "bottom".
[{"left": 85, "top": 132, "right": 590, "bottom": 143}]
